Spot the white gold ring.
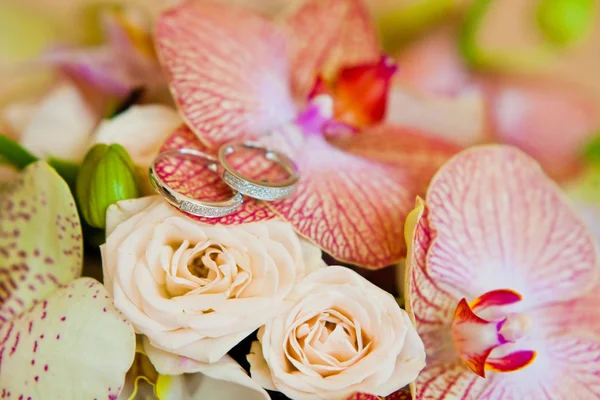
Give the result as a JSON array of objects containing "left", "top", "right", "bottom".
[
  {"left": 149, "top": 148, "right": 244, "bottom": 218},
  {"left": 218, "top": 141, "right": 299, "bottom": 201}
]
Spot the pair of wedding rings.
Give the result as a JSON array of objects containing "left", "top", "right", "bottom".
[{"left": 149, "top": 141, "right": 299, "bottom": 218}]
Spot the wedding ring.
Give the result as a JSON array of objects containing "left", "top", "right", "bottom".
[
  {"left": 149, "top": 148, "right": 243, "bottom": 218},
  {"left": 218, "top": 141, "right": 299, "bottom": 201}
]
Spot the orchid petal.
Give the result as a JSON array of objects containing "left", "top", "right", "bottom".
[
  {"left": 267, "top": 125, "right": 458, "bottom": 268},
  {"left": 488, "top": 82, "right": 599, "bottom": 181},
  {"left": 0, "top": 277, "right": 136, "bottom": 399},
  {"left": 335, "top": 124, "right": 461, "bottom": 194},
  {"left": 344, "top": 393, "right": 379, "bottom": 400},
  {"left": 156, "top": 125, "right": 276, "bottom": 225},
  {"left": 387, "top": 27, "right": 486, "bottom": 146},
  {"left": 469, "top": 289, "right": 522, "bottom": 314},
  {"left": 451, "top": 298, "right": 503, "bottom": 377},
  {"left": 424, "top": 145, "right": 598, "bottom": 305},
  {"left": 19, "top": 82, "right": 98, "bottom": 162},
  {"left": 405, "top": 146, "right": 600, "bottom": 400},
  {"left": 47, "top": 10, "right": 162, "bottom": 99},
  {"left": 285, "top": 0, "right": 380, "bottom": 98},
  {"left": 385, "top": 389, "right": 413, "bottom": 400},
  {"left": 0, "top": 161, "right": 82, "bottom": 319},
  {"left": 155, "top": 1, "right": 296, "bottom": 147},
  {"left": 484, "top": 350, "right": 536, "bottom": 373}
]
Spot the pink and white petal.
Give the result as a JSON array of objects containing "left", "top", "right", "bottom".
[
  {"left": 414, "top": 360, "right": 488, "bottom": 400},
  {"left": 19, "top": 81, "right": 98, "bottom": 162},
  {"left": 155, "top": 1, "right": 296, "bottom": 147},
  {"left": 393, "top": 25, "right": 473, "bottom": 96},
  {"left": 0, "top": 278, "right": 136, "bottom": 399},
  {"left": 488, "top": 82, "right": 599, "bottom": 181},
  {"left": 344, "top": 393, "right": 380, "bottom": 400},
  {"left": 143, "top": 338, "right": 270, "bottom": 400},
  {"left": 0, "top": 162, "right": 82, "bottom": 320},
  {"left": 268, "top": 135, "right": 416, "bottom": 268},
  {"left": 269, "top": 123, "right": 458, "bottom": 268},
  {"left": 404, "top": 200, "right": 457, "bottom": 349},
  {"left": 425, "top": 145, "right": 599, "bottom": 306},
  {"left": 156, "top": 125, "right": 276, "bottom": 225},
  {"left": 386, "top": 86, "right": 487, "bottom": 147},
  {"left": 285, "top": 0, "right": 380, "bottom": 98},
  {"left": 335, "top": 124, "right": 461, "bottom": 194}
]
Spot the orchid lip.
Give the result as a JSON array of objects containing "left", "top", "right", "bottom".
[{"left": 452, "top": 289, "right": 537, "bottom": 377}]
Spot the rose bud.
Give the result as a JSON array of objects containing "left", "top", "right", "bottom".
[{"left": 76, "top": 143, "right": 139, "bottom": 228}]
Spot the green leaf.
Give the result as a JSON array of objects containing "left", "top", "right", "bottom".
[{"left": 0, "top": 134, "right": 39, "bottom": 169}]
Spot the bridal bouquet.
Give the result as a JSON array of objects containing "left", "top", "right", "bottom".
[{"left": 1, "top": 0, "right": 599, "bottom": 399}]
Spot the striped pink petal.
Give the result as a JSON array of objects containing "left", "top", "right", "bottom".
[
  {"left": 157, "top": 125, "right": 276, "bottom": 225},
  {"left": 405, "top": 147, "right": 600, "bottom": 400},
  {"left": 425, "top": 146, "right": 598, "bottom": 306},
  {"left": 267, "top": 125, "right": 459, "bottom": 268},
  {"left": 155, "top": 1, "right": 296, "bottom": 147},
  {"left": 488, "top": 81, "right": 599, "bottom": 181},
  {"left": 286, "top": 0, "right": 380, "bottom": 98}
]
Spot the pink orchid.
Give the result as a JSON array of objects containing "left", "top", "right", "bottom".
[
  {"left": 46, "top": 6, "right": 164, "bottom": 101},
  {"left": 154, "top": 0, "right": 460, "bottom": 268},
  {"left": 404, "top": 145, "right": 600, "bottom": 399},
  {"left": 0, "top": 162, "right": 135, "bottom": 398},
  {"left": 388, "top": 26, "right": 599, "bottom": 182}
]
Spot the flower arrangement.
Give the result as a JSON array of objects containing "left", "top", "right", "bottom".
[{"left": 1, "top": 0, "right": 599, "bottom": 399}]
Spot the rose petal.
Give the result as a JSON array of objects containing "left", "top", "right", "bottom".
[
  {"left": 0, "top": 161, "right": 82, "bottom": 319},
  {"left": 0, "top": 278, "right": 136, "bottom": 399},
  {"left": 285, "top": 0, "right": 380, "bottom": 98},
  {"left": 488, "top": 82, "right": 599, "bottom": 181},
  {"left": 156, "top": 125, "right": 276, "bottom": 224},
  {"left": 425, "top": 145, "right": 599, "bottom": 306},
  {"left": 143, "top": 337, "right": 270, "bottom": 400},
  {"left": 155, "top": 1, "right": 296, "bottom": 147},
  {"left": 93, "top": 105, "right": 181, "bottom": 168},
  {"left": 19, "top": 82, "right": 97, "bottom": 162}
]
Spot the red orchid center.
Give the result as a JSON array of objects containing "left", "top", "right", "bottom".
[
  {"left": 307, "top": 55, "right": 398, "bottom": 130},
  {"left": 451, "top": 289, "right": 537, "bottom": 378}
]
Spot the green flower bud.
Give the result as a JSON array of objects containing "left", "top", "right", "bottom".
[
  {"left": 537, "top": 0, "right": 595, "bottom": 47},
  {"left": 76, "top": 143, "right": 139, "bottom": 229}
]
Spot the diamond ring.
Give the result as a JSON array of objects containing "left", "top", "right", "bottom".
[
  {"left": 149, "top": 148, "right": 243, "bottom": 218},
  {"left": 218, "top": 141, "right": 299, "bottom": 201}
]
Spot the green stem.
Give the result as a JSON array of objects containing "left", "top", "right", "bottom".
[{"left": 0, "top": 134, "right": 39, "bottom": 169}]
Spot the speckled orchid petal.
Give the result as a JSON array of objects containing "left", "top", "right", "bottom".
[
  {"left": 0, "top": 278, "right": 136, "bottom": 399},
  {"left": 0, "top": 161, "right": 82, "bottom": 319},
  {"left": 488, "top": 82, "right": 598, "bottom": 181},
  {"left": 155, "top": 1, "right": 296, "bottom": 147},
  {"left": 285, "top": 0, "right": 380, "bottom": 98},
  {"left": 156, "top": 125, "right": 276, "bottom": 224},
  {"left": 425, "top": 145, "right": 598, "bottom": 305}
]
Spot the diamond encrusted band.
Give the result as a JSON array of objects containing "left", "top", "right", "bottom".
[
  {"left": 149, "top": 148, "right": 243, "bottom": 218},
  {"left": 218, "top": 141, "right": 299, "bottom": 201}
]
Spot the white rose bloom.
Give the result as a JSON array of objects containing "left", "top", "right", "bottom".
[
  {"left": 101, "top": 196, "right": 324, "bottom": 364},
  {"left": 248, "top": 266, "right": 426, "bottom": 400}
]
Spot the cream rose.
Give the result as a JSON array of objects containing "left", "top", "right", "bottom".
[
  {"left": 101, "top": 196, "right": 323, "bottom": 364},
  {"left": 248, "top": 266, "right": 426, "bottom": 400}
]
